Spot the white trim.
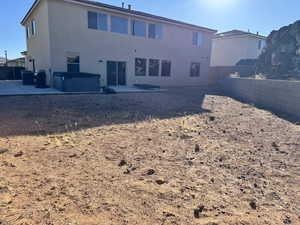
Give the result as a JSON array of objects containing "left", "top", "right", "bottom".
[
  {"left": 21, "top": 0, "right": 41, "bottom": 25},
  {"left": 64, "top": 0, "right": 216, "bottom": 33},
  {"left": 31, "top": 19, "right": 37, "bottom": 36},
  {"left": 214, "top": 34, "right": 267, "bottom": 40}
]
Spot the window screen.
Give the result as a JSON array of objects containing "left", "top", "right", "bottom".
[
  {"left": 148, "top": 23, "right": 163, "bottom": 39},
  {"left": 135, "top": 58, "right": 147, "bottom": 76},
  {"left": 149, "top": 59, "right": 159, "bottom": 76},
  {"left": 161, "top": 60, "right": 171, "bottom": 76},
  {"left": 67, "top": 54, "right": 80, "bottom": 73},
  {"left": 111, "top": 16, "right": 129, "bottom": 34},
  {"left": 132, "top": 20, "right": 146, "bottom": 37},
  {"left": 190, "top": 63, "right": 201, "bottom": 77},
  {"left": 88, "top": 11, "right": 97, "bottom": 29}
]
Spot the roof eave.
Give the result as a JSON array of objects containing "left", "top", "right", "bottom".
[
  {"left": 21, "top": 0, "right": 41, "bottom": 25},
  {"left": 65, "top": 0, "right": 217, "bottom": 33},
  {"left": 214, "top": 34, "right": 267, "bottom": 40},
  {"left": 20, "top": 0, "right": 217, "bottom": 33}
]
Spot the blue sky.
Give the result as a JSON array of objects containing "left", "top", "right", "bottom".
[{"left": 0, "top": 0, "right": 299, "bottom": 59}]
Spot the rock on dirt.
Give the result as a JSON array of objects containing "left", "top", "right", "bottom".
[
  {"left": 195, "top": 144, "right": 200, "bottom": 152},
  {"left": 118, "top": 160, "right": 127, "bottom": 167},
  {"left": 209, "top": 116, "right": 216, "bottom": 122},
  {"left": 14, "top": 151, "right": 23, "bottom": 157},
  {"left": 69, "top": 153, "right": 77, "bottom": 158},
  {"left": 0, "top": 149, "right": 8, "bottom": 154},
  {"left": 163, "top": 212, "right": 175, "bottom": 217},
  {"left": 0, "top": 220, "right": 11, "bottom": 225},
  {"left": 249, "top": 200, "right": 257, "bottom": 210},
  {"left": 194, "top": 205, "right": 205, "bottom": 218},
  {"left": 146, "top": 169, "right": 155, "bottom": 175},
  {"left": 283, "top": 216, "right": 292, "bottom": 224},
  {"left": 155, "top": 180, "right": 166, "bottom": 185}
]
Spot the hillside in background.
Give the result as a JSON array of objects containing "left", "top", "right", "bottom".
[{"left": 257, "top": 20, "right": 300, "bottom": 80}]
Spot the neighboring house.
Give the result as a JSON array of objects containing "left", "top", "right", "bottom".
[
  {"left": 210, "top": 30, "right": 267, "bottom": 67},
  {"left": 0, "top": 57, "right": 7, "bottom": 66},
  {"left": 7, "top": 57, "right": 25, "bottom": 67},
  {"left": 21, "top": 0, "right": 217, "bottom": 87}
]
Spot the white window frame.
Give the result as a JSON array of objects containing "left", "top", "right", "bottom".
[
  {"left": 31, "top": 20, "right": 37, "bottom": 36},
  {"left": 193, "top": 31, "right": 203, "bottom": 47},
  {"left": 161, "top": 60, "right": 171, "bottom": 77},
  {"left": 66, "top": 52, "right": 80, "bottom": 73},
  {"left": 131, "top": 19, "right": 147, "bottom": 37},
  {"left": 97, "top": 13, "right": 108, "bottom": 31},
  {"left": 110, "top": 15, "right": 129, "bottom": 35},
  {"left": 148, "top": 59, "right": 160, "bottom": 76},
  {"left": 148, "top": 23, "right": 163, "bottom": 40},
  {"left": 258, "top": 40, "right": 265, "bottom": 50},
  {"left": 190, "top": 62, "right": 201, "bottom": 77},
  {"left": 26, "top": 26, "right": 30, "bottom": 39}
]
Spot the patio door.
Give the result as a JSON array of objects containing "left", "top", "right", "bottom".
[{"left": 107, "top": 61, "right": 126, "bottom": 86}]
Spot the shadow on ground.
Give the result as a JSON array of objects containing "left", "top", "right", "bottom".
[
  {"left": 0, "top": 87, "right": 220, "bottom": 137},
  {"left": 215, "top": 87, "right": 300, "bottom": 124}
]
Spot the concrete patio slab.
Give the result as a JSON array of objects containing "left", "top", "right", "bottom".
[
  {"left": 110, "top": 86, "right": 165, "bottom": 93},
  {"left": 0, "top": 81, "right": 164, "bottom": 96},
  {"left": 0, "top": 81, "right": 64, "bottom": 96}
]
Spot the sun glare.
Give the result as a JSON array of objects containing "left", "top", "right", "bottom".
[{"left": 196, "top": 0, "right": 237, "bottom": 10}]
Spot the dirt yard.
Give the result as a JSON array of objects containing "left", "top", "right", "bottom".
[{"left": 0, "top": 87, "right": 299, "bottom": 225}]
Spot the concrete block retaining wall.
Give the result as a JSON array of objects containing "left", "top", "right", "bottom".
[
  {"left": 208, "top": 66, "right": 255, "bottom": 86},
  {"left": 220, "top": 78, "right": 300, "bottom": 121}
]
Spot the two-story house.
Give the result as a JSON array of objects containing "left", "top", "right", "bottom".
[
  {"left": 21, "top": 0, "right": 217, "bottom": 87},
  {"left": 210, "top": 30, "right": 267, "bottom": 67}
]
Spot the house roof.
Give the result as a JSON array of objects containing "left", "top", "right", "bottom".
[
  {"left": 0, "top": 57, "right": 6, "bottom": 65},
  {"left": 7, "top": 57, "right": 25, "bottom": 63},
  {"left": 215, "top": 29, "right": 267, "bottom": 39},
  {"left": 21, "top": 0, "right": 217, "bottom": 33},
  {"left": 21, "top": 0, "right": 39, "bottom": 25},
  {"left": 21, "top": 51, "right": 28, "bottom": 56}
]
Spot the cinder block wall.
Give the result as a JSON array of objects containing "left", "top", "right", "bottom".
[
  {"left": 208, "top": 66, "right": 255, "bottom": 86},
  {"left": 220, "top": 78, "right": 300, "bottom": 120}
]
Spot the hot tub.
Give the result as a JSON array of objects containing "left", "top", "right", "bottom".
[{"left": 53, "top": 72, "right": 100, "bottom": 92}]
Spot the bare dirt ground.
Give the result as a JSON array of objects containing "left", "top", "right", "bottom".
[{"left": 0, "top": 87, "right": 299, "bottom": 225}]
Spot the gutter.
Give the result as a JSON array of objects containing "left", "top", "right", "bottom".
[
  {"left": 21, "top": 0, "right": 217, "bottom": 33},
  {"left": 213, "top": 34, "right": 267, "bottom": 40},
  {"left": 21, "top": 0, "right": 41, "bottom": 25},
  {"left": 64, "top": 0, "right": 217, "bottom": 33}
]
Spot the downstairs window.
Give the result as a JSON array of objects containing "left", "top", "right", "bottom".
[{"left": 67, "top": 53, "right": 80, "bottom": 72}]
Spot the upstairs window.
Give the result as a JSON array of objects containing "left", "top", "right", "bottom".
[
  {"left": 148, "top": 23, "right": 163, "bottom": 39},
  {"left": 132, "top": 20, "right": 146, "bottom": 37},
  {"left": 111, "top": 16, "right": 128, "bottom": 34},
  {"left": 149, "top": 59, "right": 160, "bottom": 76},
  {"left": 161, "top": 60, "right": 171, "bottom": 77},
  {"left": 26, "top": 26, "right": 30, "bottom": 39},
  {"left": 135, "top": 58, "right": 147, "bottom": 76},
  {"left": 190, "top": 62, "right": 201, "bottom": 77},
  {"left": 67, "top": 53, "right": 80, "bottom": 73},
  {"left": 192, "top": 31, "right": 203, "bottom": 47},
  {"left": 88, "top": 11, "right": 97, "bottom": 29},
  {"left": 31, "top": 20, "right": 36, "bottom": 36},
  {"left": 88, "top": 11, "right": 108, "bottom": 31},
  {"left": 98, "top": 13, "right": 108, "bottom": 31},
  {"left": 258, "top": 40, "right": 266, "bottom": 50}
]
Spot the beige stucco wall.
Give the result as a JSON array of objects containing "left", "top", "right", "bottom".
[
  {"left": 210, "top": 36, "right": 265, "bottom": 66},
  {"left": 45, "top": 0, "right": 214, "bottom": 87},
  {"left": 24, "top": 0, "right": 51, "bottom": 83}
]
